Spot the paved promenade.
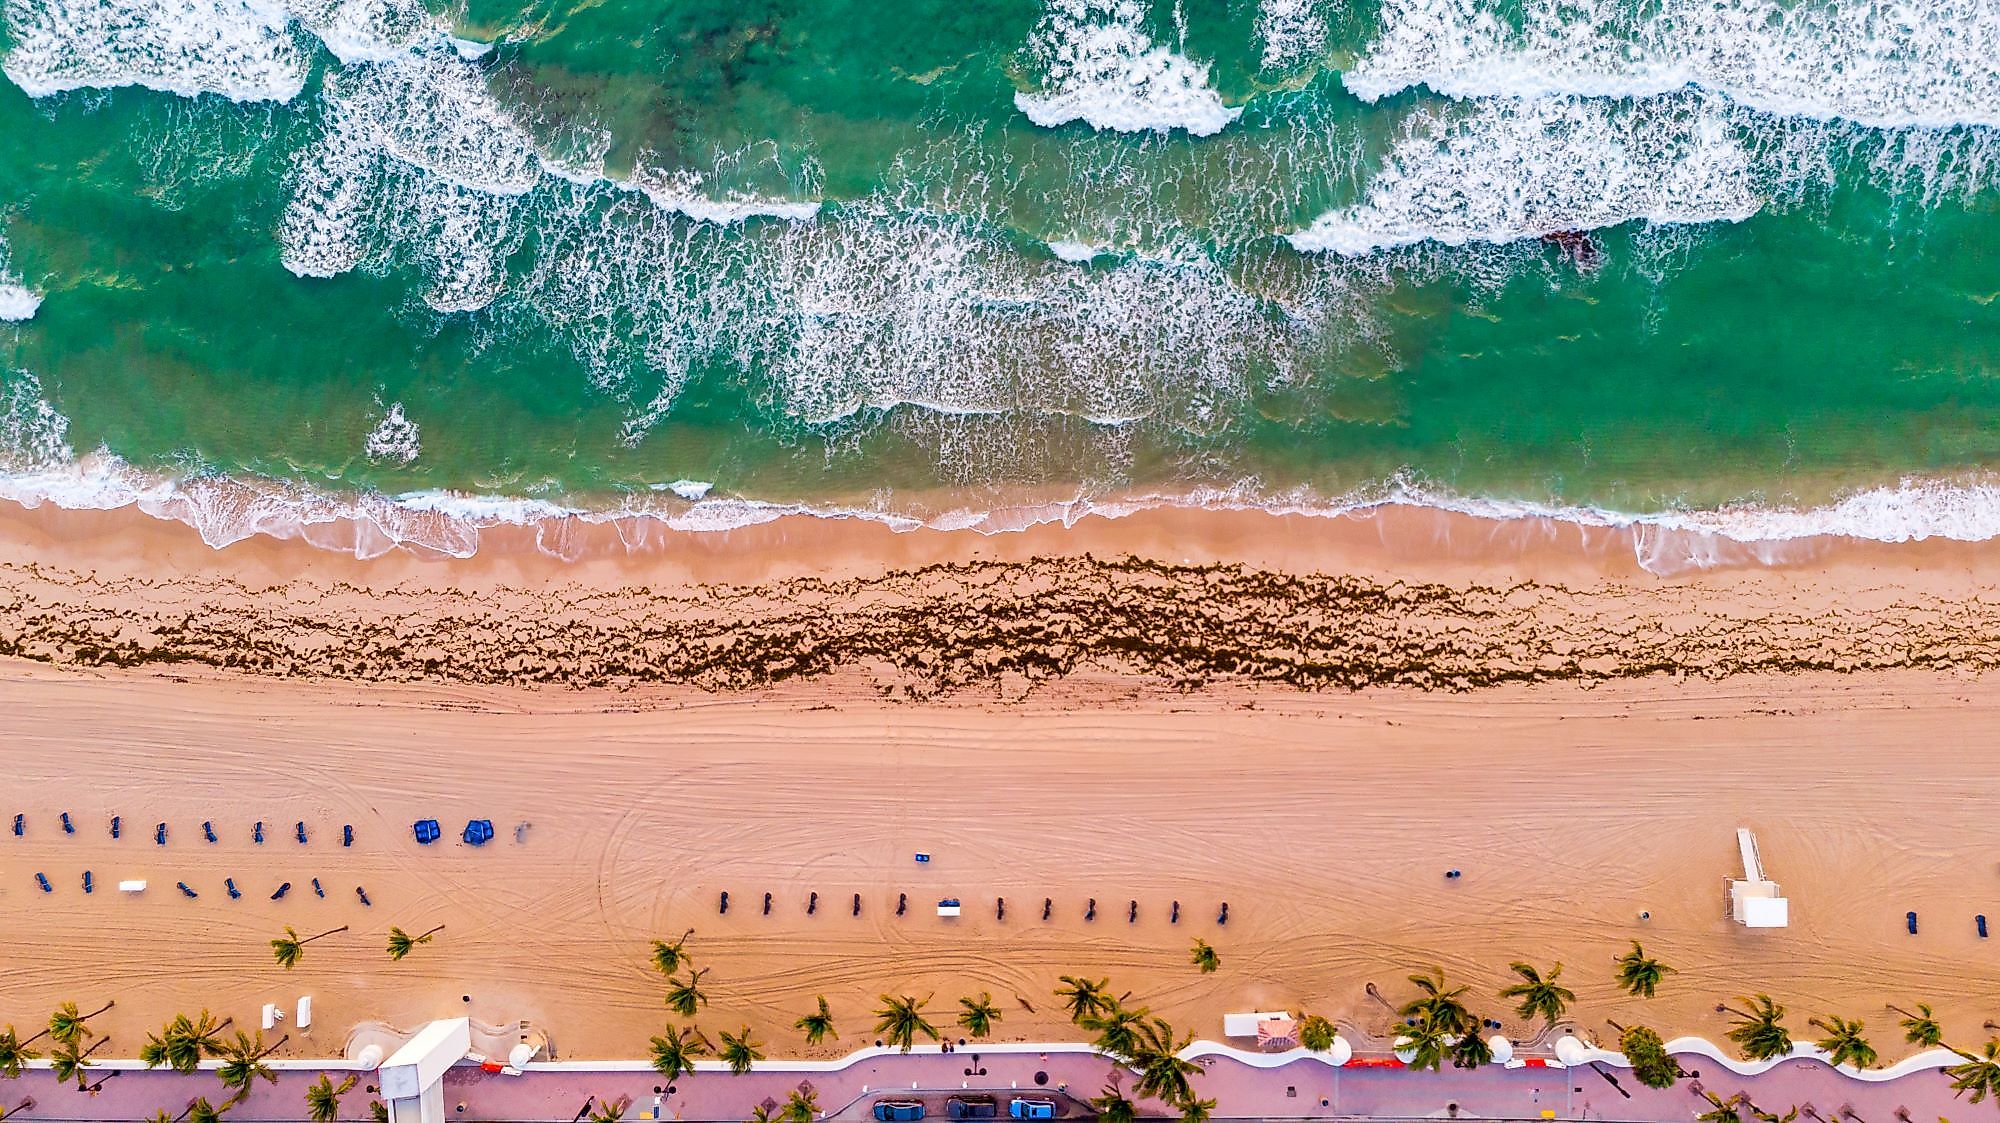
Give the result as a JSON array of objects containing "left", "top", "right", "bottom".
[{"left": 0, "top": 1045, "right": 1976, "bottom": 1123}]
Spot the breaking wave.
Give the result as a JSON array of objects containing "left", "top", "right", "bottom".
[
  {"left": 1, "top": 0, "right": 310, "bottom": 101},
  {"left": 1013, "top": 0, "right": 1242, "bottom": 136}
]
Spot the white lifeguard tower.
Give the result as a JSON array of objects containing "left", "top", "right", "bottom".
[
  {"left": 380, "top": 1018, "right": 471, "bottom": 1123},
  {"left": 1727, "top": 827, "right": 1789, "bottom": 928}
]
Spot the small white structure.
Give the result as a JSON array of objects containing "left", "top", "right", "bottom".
[
  {"left": 381, "top": 1018, "right": 471, "bottom": 1123},
  {"left": 1223, "top": 1010, "right": 1292, "bottom": 1038},
  {"left": 936, "top": 898, "right": 962, "bottom": 917},
  {"left": 1325, "top": 1034, "right": 1353, "bottom": 1066},
  {"left": 1488, "top": 1035, "right": 1514, "bottom": 1065},
  {"left": 353, "top": 1043, "right": 385, "bottom": 1070},
  {"left": 118, "top": 880, "right": 146, "bottom": 893},
  {"left": 1555, "top": 1035, "right": 1591, "bottom": 1066},
  {"left": 1728, "top": 827, "right": 1790, "bottom": 928},
  {"left": 297, "top": 996, "right": 313, "bottom": 1030},
  {"left": 260, "top": 1004, "right": 279, "bottom": 1031}
]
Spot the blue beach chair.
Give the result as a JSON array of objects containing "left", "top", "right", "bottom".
[
  {"left": 296, "top": 821, "right": 308, "bottom": 844},
  {"left": 177, "top": 881, "right": 198, "bottom": 898},
  {"left": 413, "top": 819, "right": 441, "bottom": 844},
  {"left": 155, "top": 822, "right": 167, "bottom": 845},
  {"left": 110, "top": 815, "right": 120, "bottom": 838},
  {"left": 203, "top": 821, "right": 217, "bottom": 843},
  {"left": 312, "top": 877, "right": 325, "bottom": 898},
  {"left": 462, "top": 819, "right": 495, "bottom": 846},
  {"left": 254, "top": 821, "right": 264, "bottom": 843},
  {"left": 61, "top": 812, "right": 74, "bottom": 834},
  {"left": 82, "top": 871, "right": 93, "bottom": 893},
  {"left": 226, "top": 878, "right": 241, "bottom": 899},
  {"left": 272, "top": 882, "right": 291, "bottom": 900},
  {"left": 35, "top": 872, "right": 51, "bottom": 892},
  {"left": 1907, "top": 910, "right": 1919, "bottom": 934},
  {"left": 356, "top": 886, "right": 372, "bottom": 907},
  {"left": 11, "top": 813, "right": 21, "bottom": 836},
  {"left": 343, "top": 824, "right": 354, "bottom": 847}
]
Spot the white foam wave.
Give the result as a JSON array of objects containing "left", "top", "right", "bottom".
[
  {"left": 363, "top": 400, "right": 419, "bottom": 463},
  {"left": 630, "top": 165, "right": 822, "bottom": 224},
  {"left": 1014, "top": 0, "right": 1242, "bottom": 136},
  {"left": 1255, "top": 0, "right": 1329, "bottom": 73},
  {"left": 1289, "top": 94, "right": 1761, "bottom": 254},
  {"left": 0, "top": 369, "right": 72, "bottom": 468},
  {"left": 1046, "top": 239, "right": 1109, "bottom": 262},
  {"left": 0, "top": 235, "right": 38, "bottom": 321},
  {"left": 1, "top": 0, "right": 309, "bottom": 102},
  {"left": 1345, "top": 0, "right": 2000, "bottom": 131}
]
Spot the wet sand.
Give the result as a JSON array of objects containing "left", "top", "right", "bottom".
[{"left": 2, "top": 501, "right": 2000, "bottom": 1064}]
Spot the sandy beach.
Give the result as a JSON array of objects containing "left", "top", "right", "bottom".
[{"left": 3, "top": 500, "right": 2000, "bottom": 1068}]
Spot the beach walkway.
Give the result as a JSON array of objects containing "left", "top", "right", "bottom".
[{"left": 0, "top": 1046, "right": 1972, "bottom": 1122}]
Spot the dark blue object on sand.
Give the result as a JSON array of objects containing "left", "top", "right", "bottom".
[
  {"left": 296, "top": 821, "right": 308, "bottom": 844},
  {"left": 35, "top": 872, "right": 50, "bottom": 892},
  {"left": 227, "top": 878, "right": 241, "bottom": 899},
  {"left": 312, "top": 877, "right": 324, "bottom": 898},
  {"left": 1979, "top": 914, "right": 1989, "bottom": 938},
  {"left": 356, "top": 886, "right": 372, "bottom": 906},
  {"left": 61, "top": 812, "right": 74, "bottom": 834},
  {"left": 155, "top": 822, "right": 167, "bottom": 845},
  {"left": 1907, "top": 910, "right": 1919, "bottom": 934},
  {"left": 11, "top": 813, "right": 21, "bottom": 836},
  {"left": 203, "top": 821, "right": 217, "bottom": 843},
  {"left": 82, "top": 871, "right": 92, "bottom": 893},
  {"left": 178, "top": 881, "right": 198, "bottom": 898},
  {"left": 413, "top": 819, "right": 441, "bottom": 844},
  {"left": 272, "top": 882, "right": 291, "bottom": 900},
  {"left": 254, "top": 821, "right": 264, "bottom": 843},
  {"left": 343, "top": 824, "right": 354, "bottom": 847},
  {"left": 462, "top": 819, "right": 495, "bottom": 846},
  {"left": 110, "top": 815, "right": 120, "bottom": 838}
]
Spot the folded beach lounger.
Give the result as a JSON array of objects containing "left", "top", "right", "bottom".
[
  {"left": 35, "top": 872, "right": 51, "bottom": 892},
  {"left": 313, "top": 877, "right": 324, "bottom": 898},
  {"left": 203, "top": 821, "right": 217, "bottom": 843},
  {"left": 110, "top": 815, "right": 120, "bottom": 838},
  {"left": 177, "top": 881, "right": 198, "bottom": 898},
  {"left": 356, "top": 886, "right": 371, "bottom": 906},
  {"left": 272, "top": 882, "right": 291, "bottom": 900},
  {"left": 11, "top": 813, "right": 20, "bottom": 836},
  {"left": 227, "top": 878, "right": 241, "bottom": 899},
  {"left": 61, "top": 812, "right": 74, "bottom": 834},
  {"left": 1907, "top": 910, "right": 1918, "bottom": 934},
  {"left": 343, "top": 824, "right": 354, "bottom": 847},
  {"left": 155, "top": 822, "right": 167, "bottom": 845},
  {"left": 296, "top": 821, "right": 308, "bottom": 844},
  {"left": 82, "top": 871, "right": 92, "bottom": 893},
  {"left": 254, "top": 821, "right": 264, "bottom": 843}
]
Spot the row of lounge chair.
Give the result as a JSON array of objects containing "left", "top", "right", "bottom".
[
  {"left": 715, "top": 891, "right": 1231, "bottom": 925},
  {"left": 12, "top": 814, "right": 354, "bottom": 847},
  {"left": 412, "top": 818, "right": 495, "bottom": 846},
  {"left": 30, "top": 872, "right": 371, "bottom": 906}
]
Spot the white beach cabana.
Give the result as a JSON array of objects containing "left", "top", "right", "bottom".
[
  {"left": 1728, "top": 827, "right": 1789, "bottom": 928},
  {"left": 1487, "top": 1034, "right": 1513, "bottom": 1064},
  {"left": 1223, "top": 1011, "right": 1291, "bottom": 1038}
]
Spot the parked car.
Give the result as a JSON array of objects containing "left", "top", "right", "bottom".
[
  {"left": 875, "top": 1103, "right": 927, "bottom": 1121},
  {"left": 1009, "top": 1100, "right": 1057, "bottom": 1119},
  {"left": 948, "top": 1097, "right": 999, "bottom": 1119}
]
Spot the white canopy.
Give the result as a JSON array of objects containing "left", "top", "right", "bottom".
[
  {"left": 1223, "top": 1011, "right": 1292, "bottom": 1037},
  {"left": 1488, "top": 1035, "right": 1513, "bottom": 1064}
]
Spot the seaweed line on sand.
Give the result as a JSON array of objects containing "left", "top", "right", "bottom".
[{"left": 2, "top": 555, "right": 1999, "bottom": 694}]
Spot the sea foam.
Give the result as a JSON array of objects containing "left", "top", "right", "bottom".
[
  {"left": 1, "top": 0, "right": 309, "bottom": 102},
  {"left": 1255, "top": 0, "right": 1330, "bottom": 73},
  {"left": 1289, "top": 94, "right": 1761, "bottom": 254},
  {"left": 1345, "top": 0, "right": 2000, "bottom": 131},
  {"left": 0, "top": 235, "right": 39, "bottom": 322},
  {"left": 364, "top": 400, "right": 419, "bottom": 463},
  {"left": 1014, "top": 0, "right": 1242, "bottom": 136}
]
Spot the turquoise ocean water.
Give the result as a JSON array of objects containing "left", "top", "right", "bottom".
[{"left": 0, "top": 0, "right": 1998, "bottom": 562}]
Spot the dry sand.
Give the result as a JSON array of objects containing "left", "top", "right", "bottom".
[{"left": 1, "top": 501, "right": 1999, "bottom": 1064}]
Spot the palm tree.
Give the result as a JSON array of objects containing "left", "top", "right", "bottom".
[
  {"left": 874, "top": 995, "right": 938, "bottom": 1053},
  {"left": 1892, "top": 1003, "right": 1943, "bottom": 1048},
  {"left": 1082, "top": 1003, "right": 1149, "bottom": 1059},
  {"left": 1614, "top": 942, "right": 1673, "bottom": 999},
  {"left": 370, "top": 1101, "right": 389, "bottom": 1123},
  {"left": 1695, "top": 1090, "right": 1747, "bottom": 1123},
  {"left": 1090, "top": 1086, "right": 1137, "bottom": 1123},
  {"left": 386, "top": 925, "right": 444, "bottom": 961},
  {"left": 748, "top": 1107, "right": 776, "bottom": 1123},
  {"left": 50, "top": 1037, "right": 107, "bottom": 1087},
  {"left": 958, "top": 993, "right": 1001, "bottom": 1039},
  {"left": 1056, "top": 976, "right": 1113, "bottom": 1022},
  {"left": 185, "top": 1097, "right": 230, "bottom": 1123},
  {"left": 1500, "top": 962, "right": 1574, "bottom": 1027},
  {"left": 145, "top": 1012, "right": 230, "bottom": 1074},
  {"left": 1189, "top": 939, "right": 1219, "bottom": 974},
  {"left": 214, "top": 1031, "right": 287, "bottom": 1096},
  {"left": 305, "top": 1074, "right": 357, "bottom": 1122},
  {"left": 665, "top": 969, "right": 710, "bottom": 1018},
  {"left": 48, "top": 1000, "right": 114, "bottom": 1046},
  {"left": 1394, "top": 1012, "right": 1451, "bottom": 1072},
  {"left": 1809, "top": 1015, "right": 1877, "bottom": 1070},
  {"left": 782, "top": 1087, "right": 819, "bottom": 1123},
  {"left": 795, "top": 997, "right": 837, "bottom": 1047},
  {"left": 270, "top": 926, "right": 347, "bottom": 971},
  {"left": 651, "top": 930, "right": 694, "bottom": 976},
  {"left": 1128, "top": 1018, "right": 1200, "bottom": 1106},
  {"left": 1617, "top": 1024, "right": 1679, "bottom": 1089},
  {"left": 1946, "top": 1039, "right": 2000, "bottom": 1105},
  {"left": 0, "top": 1027, "right": 43, "bottom": 1078},
  {"left": 1723, "top": 995, "right": 1793, "bottom": 1061},
  {"left": 1297, "top": 1014, "right": 1336, "bottom": 1053},
  {"left": 718, "top": 1027, "right": 762, "bottom": 1074},
  {"left": 648, "top": 1024, "right": 707, "bottom": 1080},
  {"left": 1400, "top": 969, "right": 1475, "bottom": 1036},
  {"left": 1180, "top": 1097, "right": 1217, "bottom": 1123},
  {"left": 588, "top": 1096, "right": 631, "bottom": 1123},
  {"left": 1452, "top": 1029, "right": 1493, "bottom": 1070}
]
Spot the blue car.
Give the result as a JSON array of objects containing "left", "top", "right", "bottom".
[
  {"left": 1009, "top": 1101, "right": 1056, "bottom": 1120},
  {"left": 874, "top": 1103, "right": 926, "bottom": 1121}
]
